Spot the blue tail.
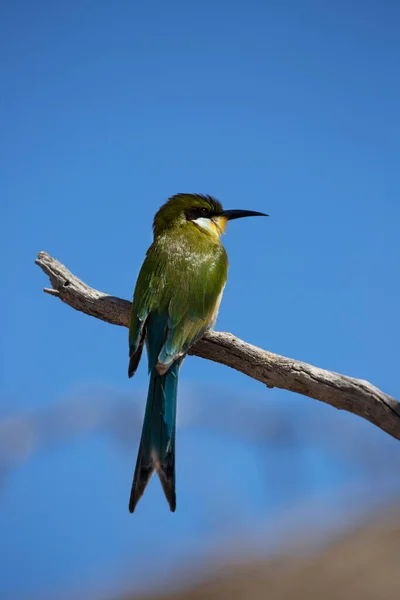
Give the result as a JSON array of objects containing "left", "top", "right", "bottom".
[{"left": 129, "top": 360, "right": 180, "bottom": 512}]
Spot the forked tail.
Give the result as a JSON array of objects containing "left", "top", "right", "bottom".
[{"left": 129, "top": 361, "right": 179, "bottom": 512}]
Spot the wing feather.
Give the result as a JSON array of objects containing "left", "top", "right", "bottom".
[{"left": 129, "top": 227, "right": 228, "bottom": 375}]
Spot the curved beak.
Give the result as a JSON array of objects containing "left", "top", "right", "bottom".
[{"left": 221, "top": 209, "right": 269, "bottom": 221}]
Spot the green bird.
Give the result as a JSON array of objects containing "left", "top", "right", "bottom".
[{"left": 128, "top": 193, "right": 267, "bottom": 512}]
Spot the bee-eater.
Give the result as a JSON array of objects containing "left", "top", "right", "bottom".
[{"left": 128, "top": 193, "right": 267, "bottom": 512}]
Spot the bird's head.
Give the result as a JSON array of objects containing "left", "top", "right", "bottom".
[{"left": 153, "top": 193, "right": 267, "bottom": 238}]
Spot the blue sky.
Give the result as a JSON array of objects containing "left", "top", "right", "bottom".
[{"left": 1, "top": 1, "right": 400, "bottom": 598}]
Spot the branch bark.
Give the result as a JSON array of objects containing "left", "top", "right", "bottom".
[{"left": 35, "top": 251, "right": 400, "bottom": 441}]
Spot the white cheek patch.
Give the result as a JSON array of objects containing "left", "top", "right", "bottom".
[{"left": 193, "top": 217, "right": 218, "bottom": 237}]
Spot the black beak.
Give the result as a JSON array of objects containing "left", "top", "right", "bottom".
[{"left": 221, "top": 209, "right": 268, "bottom": 221}]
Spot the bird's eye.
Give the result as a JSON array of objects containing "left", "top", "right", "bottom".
[{"left": 185, "top": 206, "right": 211, "bottom": 221}]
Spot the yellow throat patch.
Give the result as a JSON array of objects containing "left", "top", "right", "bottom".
[{"left": 193, "top": 216, "right": 227, "bottom": 237}]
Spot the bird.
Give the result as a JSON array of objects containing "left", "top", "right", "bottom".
[{"left": 128, "top": 193, "right": 267, "bottom": 512}]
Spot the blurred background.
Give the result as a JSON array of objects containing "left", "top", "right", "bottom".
[{"left": 1, "top": 1, "right": 400, "bottom": 599}]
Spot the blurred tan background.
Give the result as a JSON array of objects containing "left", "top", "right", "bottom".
[{"left": 125, "top": 507, "right": 400, "bottom": 600}]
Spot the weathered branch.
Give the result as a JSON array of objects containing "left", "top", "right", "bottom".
[{"left": 35, "top": 251, "right": 400, "bottom": 440}]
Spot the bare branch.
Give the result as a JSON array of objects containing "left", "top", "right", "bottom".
[{"left": 35, "top": 251, "right": 400, "bottom": 441}]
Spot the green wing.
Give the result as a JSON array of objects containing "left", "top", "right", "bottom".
[{"left": 129, "top": 227, "right": 228, "bottom": 375}]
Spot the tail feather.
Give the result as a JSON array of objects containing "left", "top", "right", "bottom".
[{"left": 129, "top": 361, "right": 179, "bottom": 512}]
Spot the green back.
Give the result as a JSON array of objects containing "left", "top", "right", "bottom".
[{"left": 129, "top": 213, "right": 228, "bottom": 370}]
